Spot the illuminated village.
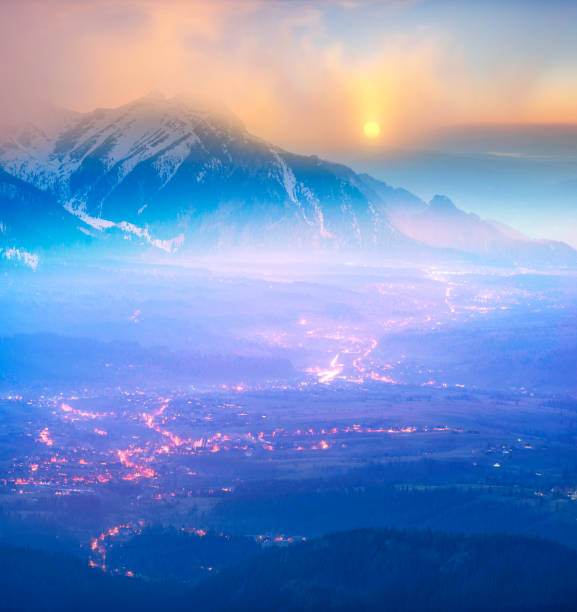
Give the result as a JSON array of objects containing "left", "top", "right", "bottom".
[{"left": 2, "top": 264, "right": 576, "bottom": 585}]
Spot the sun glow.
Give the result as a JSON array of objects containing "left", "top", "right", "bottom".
[{"left": 363, "top": 121, "right": 381, "bottom": 139}]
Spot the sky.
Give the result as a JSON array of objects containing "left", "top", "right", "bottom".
[{"left": 1, "top": 0, "right": 577, "bottom": 156}]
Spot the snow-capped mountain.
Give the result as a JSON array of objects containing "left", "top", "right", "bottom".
[{"left": 0, "top": 93, "right": 575, "bottom": 267}]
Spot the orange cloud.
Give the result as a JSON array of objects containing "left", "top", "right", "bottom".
[{"left": 1, "top": 0, "right": 576, "bottom": 154}]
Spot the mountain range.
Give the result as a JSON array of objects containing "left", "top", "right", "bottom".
[
  {"left": 1, "top": 93, "right": 575, "bottom": 268},
  {"left": 349, "top": 133, "right": 577, "bottom": 250}
]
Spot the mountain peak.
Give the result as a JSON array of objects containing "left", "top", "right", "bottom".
[
  {"left": 141, "top": 89, "right": 166, "bottom": 102},
  {"left": 429, "top": 194, "right": 458, "bottom": 212},
  {"left": 173, "top": 93, "right": 246, "bottom": 132}
]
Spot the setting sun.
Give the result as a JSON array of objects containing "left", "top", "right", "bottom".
[{"left": 363, "top": 121, "right": 381, "bottom": 139}]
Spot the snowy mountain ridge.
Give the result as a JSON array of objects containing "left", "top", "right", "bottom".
[{"left": 0, "top": 94, "right": 575, "bottom": 268}]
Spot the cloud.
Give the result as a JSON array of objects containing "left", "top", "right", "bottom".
[{"left": 1, "top": 0, "right": 576, "bottom": 154}]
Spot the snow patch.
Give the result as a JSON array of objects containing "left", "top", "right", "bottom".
[
  {"left": 66, "top": 208, "right": 184, "bottom": 254},
  {"left": 151, "top": 233, "right": 185, "bottom": 253},
  {"left": 152, "top": 139, "right": 191, "bottom": 186},
  {"left": 1, "top": 247, "right": 39, "bottom": 269},
  {"left": 270, "top": 148, "right": 298, "bottom": 203},
  {"left": 300, "top": 185, "right": 334, "bottom": 239},
  {"left": 73, "top": 209, "right": 116, "bottom": 231}
]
